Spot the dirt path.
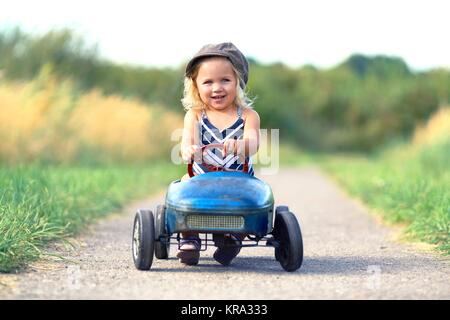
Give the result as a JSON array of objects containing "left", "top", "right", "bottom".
[{"left": 1, "top": 167, "right": 449, "bottom": 299}]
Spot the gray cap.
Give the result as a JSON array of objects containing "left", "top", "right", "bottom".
[{"left": 185, "top": 42, "right": 249, "bottom": 87}]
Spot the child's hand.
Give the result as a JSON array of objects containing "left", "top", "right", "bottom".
[
  {"left": 181, "top": 145, "right": 201, "bottom": 163},
  {"left": 223, "top": 139, "right": 244, "bottom": 157}
]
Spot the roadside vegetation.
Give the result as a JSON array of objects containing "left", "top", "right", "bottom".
[
  {"left": 282, "top": 108, "right": 450, "bottom": 254},
  {"left": 0, "top": 163, "right": 183, "bottom": 272}
]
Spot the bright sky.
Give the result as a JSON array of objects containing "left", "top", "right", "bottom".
[{"left": 1, "top": 0, "right": 449, "bottom": 71}]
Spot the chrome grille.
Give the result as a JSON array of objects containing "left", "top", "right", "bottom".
[{"left": 187, "top": 215, "right": 244, "bottom": 229}]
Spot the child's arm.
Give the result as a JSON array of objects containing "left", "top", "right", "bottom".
[
  {"left": 224, "top": 109, "right": 260, "bottom": 157},
  {"left": 242, "top": 109, "right": 260, "bottom": 157},
  {"left": 181, "top": 110, "right": 201, "bottom": 162}
]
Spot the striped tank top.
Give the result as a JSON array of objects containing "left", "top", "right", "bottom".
[{"left": 192, "top": 106, "right": 255, "bottom": 176}]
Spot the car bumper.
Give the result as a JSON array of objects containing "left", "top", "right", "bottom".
[{"left": 165, "top": 206, "right": 274, "bottom": 237}]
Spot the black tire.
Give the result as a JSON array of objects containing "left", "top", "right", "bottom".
[
  {"left": 154, "top": 205, "right": 170, "bottom": 259},
  {"left": 274, "top": 206, "right": 290, "bottom": 262},
  {"left": 132, "top": 209, "right": 155, "bottom": 270},
  {"left": 276, "top": 205, "right": 289, "bottom": 214},
  {"left": 272, "top": 211, "right": 303, "bottom": 272}
]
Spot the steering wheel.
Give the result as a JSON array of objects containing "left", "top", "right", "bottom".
[{"left": 187, "top": 143, "right": 249, "bottom": 177}]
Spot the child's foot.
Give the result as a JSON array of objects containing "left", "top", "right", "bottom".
[
  {"left": 177, "top": 237, "right": 201, "bottom": 265},
  {"left": 213, "top": 234, "right": 242, "bottom": 266}
]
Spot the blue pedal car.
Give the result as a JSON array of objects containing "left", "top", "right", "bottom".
[{"left": 132, "top": 145, "right": 303, "bottom": 272}]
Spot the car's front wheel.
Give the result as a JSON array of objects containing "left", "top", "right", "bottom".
[
  {"left": 272, "top": 210, "right": 303, "bottom": 272},
  {"left": 132, "top": 209, "right": 155, "bottom": 270}
]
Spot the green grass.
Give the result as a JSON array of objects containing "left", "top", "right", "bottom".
[
  {"left": 280, "top": 142, "right": 450, "bottom": 254},
  {"left": 0, "top": 162, "right": 184, "bottom": 272}
]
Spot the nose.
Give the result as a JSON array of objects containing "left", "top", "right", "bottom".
[{"left": 212, "top": 82, "right": 223, "bottom": 93}]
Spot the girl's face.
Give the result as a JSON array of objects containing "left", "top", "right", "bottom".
[{"left": 195, "top": 57, "right": 238, "bottom": 111}]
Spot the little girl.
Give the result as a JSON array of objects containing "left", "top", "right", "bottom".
[{"left": 178, "top": 42, "right": 260, "bottom": 266}]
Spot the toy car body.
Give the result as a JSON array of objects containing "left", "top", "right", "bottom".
[{"left": 165, "top": 171, "right": 274, "bottom": 237}]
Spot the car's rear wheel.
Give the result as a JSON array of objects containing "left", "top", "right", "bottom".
[{"left": 154, "top": 205, "right": 170, "bottom": 259}]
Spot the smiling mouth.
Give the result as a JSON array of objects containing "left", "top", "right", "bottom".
[{"left": 212, "top": 95, "right": 226, "bottom": 100}]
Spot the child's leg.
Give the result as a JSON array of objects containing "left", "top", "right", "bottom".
[
  {"left": 213, "top": 233, "right": 245, "bottom": 266},
  {"left": 177, "top": 231, "right": 201, "bottom": 265}
]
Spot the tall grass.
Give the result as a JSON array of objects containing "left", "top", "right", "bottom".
[
  {"left": 0, "top": 65, "right": 183, "bottom": 165},
  {"left": 321, "top": 107, "right": 450, "bottom": 253}
]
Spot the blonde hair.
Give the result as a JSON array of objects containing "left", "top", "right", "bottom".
[{"left": 181, "top": 57, "right": 254, "bottom": 111}]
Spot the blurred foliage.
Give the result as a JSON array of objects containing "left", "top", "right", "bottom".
[
  {"left": 1, "top": 27, "right": 449, "bottom": 152},
  {"left": 0, "top": 27, "right": 184, "bottom": 111},
  {"left": 0, "top": 65, "right": 183, "bottom": 165},
  {"left": 281, "top": 107, "right": 450, "bottom": 253},
  {"left": 320, "top": 107, "right": 450, "bottom": 253}
]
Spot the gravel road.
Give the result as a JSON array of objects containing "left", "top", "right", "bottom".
[{"left": 1, "top": 167, "right": 449, "bottom": 299}]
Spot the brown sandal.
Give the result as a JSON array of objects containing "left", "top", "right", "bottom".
[
  {"left": 213, "top": 234, "right": 242, "bottom": 266},
  {"left": 177, "top": 238, "right": 201, "bottom": 265}
]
